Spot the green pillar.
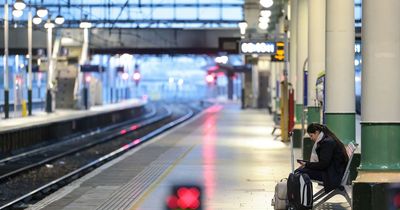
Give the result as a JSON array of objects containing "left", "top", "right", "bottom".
[
  {"left": 325, "top": 113, "right": 355, "bottom": 144},
  {"left": 295, "top": 103, "right": 303, "bottom": 123},
  {"left": 307, "top": 106, "right": 320, "bottom": 123},
  {"left": 353, "top": 124, "right": 400, "bottom": 210},
  {"left": 326, "top": 113, "right": 358, "bottom": 181},
  {"left": 359, "top": 123, "right": 400, "bottom": 170},
  {"left": 292, "top": 104, "right": 304, "bottom": 148}
]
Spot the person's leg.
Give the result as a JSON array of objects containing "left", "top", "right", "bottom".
[{"left": 295, "top": 167, "right": 323, "bottom": 181}]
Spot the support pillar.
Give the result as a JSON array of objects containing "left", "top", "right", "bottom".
[
  {"left": 303, "top": 0, "right": 325, "bottom": 160},
  {"left": 3, "top": 2, "right": 9, "bottom": 119},
  {"left": 28, "top": 11, "right": 33, "bottom": 116},
  {"left": 227, "top": 71, "right": 233, "bottom": 100},
  {"left": 293, "top": 0, "right": 308, "bottom": 150},
  {"left": 353, "top": 0, "right": 400, "bottom": 209},
  {"left": 325, "top": 0, "right": 355, "bottom": 144},
  {"left": 289, "top": 0, "right": 300, "bottom": 147},
  {"left": 270, "top": 61, "right": 277, "bottom": 113},
  {"left": 45, "top": 21, "right": 54, "bottom": 113}
]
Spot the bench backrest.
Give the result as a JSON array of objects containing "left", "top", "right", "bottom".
[{"left": 340, "top": 142, "right": 358, "bottom": 185}]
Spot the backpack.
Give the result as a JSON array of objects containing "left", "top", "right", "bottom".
[
  {"left": 287, "top": 173, "right": 313, "bottom": 210},
  {"left": 271, "top": 178, "right": 288, "bottom": 210}
]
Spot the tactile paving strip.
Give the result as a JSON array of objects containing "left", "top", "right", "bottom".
[{"left": 95, "top": 145, "right": 192, "bottom": 210}]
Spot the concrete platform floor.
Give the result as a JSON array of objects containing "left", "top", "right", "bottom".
[{"left": 28, "top": 102, "right": 351, "bottom": 210}]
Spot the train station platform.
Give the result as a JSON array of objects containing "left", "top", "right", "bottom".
[
  {"left": 0, "top": 99, "right": 146, "bottom": 132},
  {"left": 0, "top": 99, "right": 147, "bottom": 158},
  {"left": 27, "top": 102, "right": 351, "bottom": 210}
]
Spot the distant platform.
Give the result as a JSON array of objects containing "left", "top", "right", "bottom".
[{"left": 0, "top": 99, "right": 146, "bottom": 133}]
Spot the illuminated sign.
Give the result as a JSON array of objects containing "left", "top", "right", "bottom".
[
  {"left": 355, "top": 43, "right": 361, "bottom": 53},
  {"left": 240, "top": 41, "right": 275, "bottom": 54},
  {"left": 273, "top": 41, "right": 285, "bottom": 61}
]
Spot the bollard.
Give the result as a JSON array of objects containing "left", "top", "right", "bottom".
[{"left": 22, "top": 100, "right": 28, "bottom": 117}]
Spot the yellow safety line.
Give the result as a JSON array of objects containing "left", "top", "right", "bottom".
[{"left": 129, "top": 144, "right": 196, "bottom": 210}]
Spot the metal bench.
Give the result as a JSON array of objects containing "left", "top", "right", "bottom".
[{"left": 312, "top": 142, "right": 358, "bottom": 209}]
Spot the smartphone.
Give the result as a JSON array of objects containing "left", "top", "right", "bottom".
[{"left": 297, "top": 159, "right": 307, "bottom": 164}]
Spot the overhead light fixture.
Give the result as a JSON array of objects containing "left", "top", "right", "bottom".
[
  {"left": 36, "top": 7, "right": 48, "bottom": 18},
  {"left": 259, "top": 16, "right": 270, "bottom": 24},
  {"left": 260, "top": 10, "right": 272, "bottom": 18},
  {"left": 79, "top": 20, "right": 92, "bottom": 29},
  {"left": 12, "top": 8, "right": 23, "bottom": 18},
  {"left": 14, "top": 0, "right": 26, "bottom": 10},
  {"left": 32, "top": 15, "right": 42, "bottom": 24},
  {"left": 260, "top": 0, "right": 273, "bottom": 8},
  {"left": 55, "top": 15, "right": 65, "bottom": 25},
  {"left": 238, "top": 21, "right": 248, "bottom": 35},
  {"left": 44, "top": 21, "right": 55, "bottom": 29},
  {"left": 258, "top": 22, "right": 269, "bottom": 30}
]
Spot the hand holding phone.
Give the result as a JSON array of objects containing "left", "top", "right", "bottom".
[{"left": 297, "top": 159, "right": 306, "bottom": 165}]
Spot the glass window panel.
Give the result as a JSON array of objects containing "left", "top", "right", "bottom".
[
  {"left": 222, "top": 7, "right": 242, "bottom": 20},
  {"left": 90, "top": 8, "right": 106, "bottom": 19},
  {"left": 198, "top": 0, "right": 217, "bottom": 3},
  {"left": 354, "top": 0, "right": 362, "bottom": 4},
  {"left": 108, "top": 7, "right": 127, "bottom": 19},
  {"left": 153, "top": 0, "right": 175, "bottom": 4},
  {"left": 67, "top": 8, "right": 84, "bottom": 20},
  {"left": 175, "top": 7, "right": 197, "bottom": 20},
  {"left": 129, "top": 7, "right": 152, "bottom": 19},
  {"left": 152, "top": 7, "right": 174, "bottom": 19},
  {"left": 199, "top": 7, "right": 220, "bottom": 20},
  {"left": 175, "top": 0, "right": 197, "bottom": 3}
]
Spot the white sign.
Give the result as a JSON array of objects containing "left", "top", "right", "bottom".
[{"left": 240, "top": 41, "right": 275, "bottom": 54}]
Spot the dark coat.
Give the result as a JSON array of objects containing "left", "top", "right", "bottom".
[{"left": 305, "top": 135, "right": 348, "bottom": 191}]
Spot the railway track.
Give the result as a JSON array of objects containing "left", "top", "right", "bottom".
[{"left": 0, "top": 102, "right": 203, "bottom": 209}]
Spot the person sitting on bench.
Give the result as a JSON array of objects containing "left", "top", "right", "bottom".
[{"left": 295, "top": 123, "right": 349, "bottom": 192}]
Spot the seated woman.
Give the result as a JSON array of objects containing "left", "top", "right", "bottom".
[{"left": 296, "top": 123, "right": 349, "bottom": 192}]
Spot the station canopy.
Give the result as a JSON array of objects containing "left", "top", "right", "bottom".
[{"left": 3, "top": 0, "right": 245, "bottom": 29}]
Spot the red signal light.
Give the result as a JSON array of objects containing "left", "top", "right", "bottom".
[
  {"left": 133, "top": 70, "right": 141, "bottom": 86},
  {"left": 166, "top": 186, "right": 201, "bottom": 210},
  {"left": 206, "top": 74, "right": 214, "bottom": 83},
  {"left": 85, "top": 75, "right": 91, "bottom": 83},
  {"left": 133, "top": 72, "right": 141, "bottom": 81}
]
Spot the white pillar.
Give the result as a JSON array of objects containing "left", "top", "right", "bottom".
[
  {"left": 252, "top": 65, "right": 259, "bottom": 108},
  {"left": 325, "top": 0, "right": 355, "bottom": 143},
  {"left": 47, "top": 25, "right": 53, "bottom": 90},
  {"left": 271, "top": 61, "right": 277, "bottom": 112},
  {"left": 3, "top": 2, "right": 9, "bottom": 91},
  {"left": 307, "top": 0, "right": 325, "bottom": 106},
  {"left": 289, "top": 0, "right": 298, "bottom": 93},
  {"left": 362, "top": 0, "right": 400, "bottom": 122},
  {"left": 326, "top": 0, "right": 354, "bottom": 113},
  {"left": 296, "top": 0, "right": 308, "bottom": 106},
  {"left": 28, "top": 11, "right": 32, "bottom": 91}
]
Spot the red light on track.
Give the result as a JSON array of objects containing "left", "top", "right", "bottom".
[
  {"left": 130, "top": 125, "right": 139, "bottom": 130},
  {"left": 120, "top": 129, "right": 127, "bottom": 135},
  {"left": 132, "top": 139, "right": 141, "bottom": 145}
]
